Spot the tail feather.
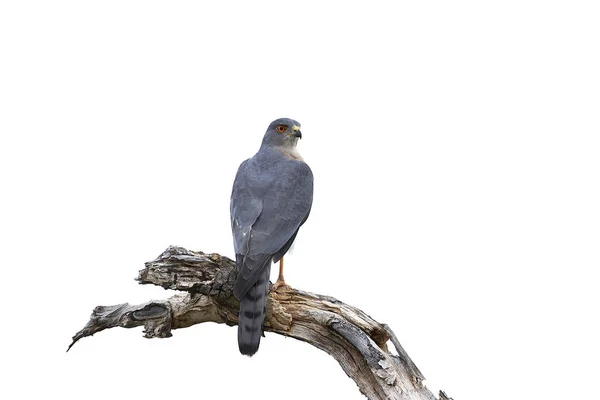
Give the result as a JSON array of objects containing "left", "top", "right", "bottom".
[{"left": 237, "top": 265, "right": 270, "bottom": 356}]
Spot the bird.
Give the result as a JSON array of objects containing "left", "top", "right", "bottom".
[{"left": 230, "top": 117, "right": 313, "bottom": 356}]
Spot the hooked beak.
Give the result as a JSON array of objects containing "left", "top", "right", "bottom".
[{"left": 292, "top": 125, "right": 302, "bottom": 139}]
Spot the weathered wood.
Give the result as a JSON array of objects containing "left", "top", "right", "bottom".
[
  {"left": 439, "top": 391, "right": 454, "bottom": 400},
  {"left": 69, "top": 246, "right": 447, "bottom": 400}
]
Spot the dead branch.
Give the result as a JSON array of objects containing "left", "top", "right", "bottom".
[{"left": 69, "top": 246, "right": 447, "bottom": 400}]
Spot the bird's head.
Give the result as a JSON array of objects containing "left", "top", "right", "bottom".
[{"left": 261, "top": 118, "right": 302, "bottom": 149}]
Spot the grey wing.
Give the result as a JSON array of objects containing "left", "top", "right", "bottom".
[
  {"left": 230, "top": 159, "right": 263, "bottom": 256},
  {"left": 230, "top": 159, "right": 271, "bottom": 300},
  {"left": 249, "top": 161, "right": 313, "bottom": 257},
  {"left": 231, "top": 160, "right": 313, "bottom": 298}
]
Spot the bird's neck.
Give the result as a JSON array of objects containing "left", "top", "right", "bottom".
[
  {"left": 259, "top": 144, "right": 304, "bottom": 161},
  {"left": 276, "top": 145, "right": 303, "bottom": 161}
]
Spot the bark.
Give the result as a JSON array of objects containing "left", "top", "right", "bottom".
[{"left": 69, "top": 246, "right": 449, "bottom": 400}]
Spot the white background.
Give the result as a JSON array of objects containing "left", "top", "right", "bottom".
[{"left": 1, "top": 1, "right": 598, "bottom": 399}]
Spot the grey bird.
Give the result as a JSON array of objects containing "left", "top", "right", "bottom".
[{"left": 230, "top": 118, "right": 313, "bottom": 356}]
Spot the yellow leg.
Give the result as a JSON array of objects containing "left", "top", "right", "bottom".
[{"left": 273, "top": 257, "right": 290, "bottom": 290}]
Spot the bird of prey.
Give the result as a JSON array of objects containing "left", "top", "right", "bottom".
[{"left": 230, "top": 118, "right": 313, "bottom": 356}]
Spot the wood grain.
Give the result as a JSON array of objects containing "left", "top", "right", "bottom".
[{"left": 69, "top": 246, "right": 448, "bottom": 400}]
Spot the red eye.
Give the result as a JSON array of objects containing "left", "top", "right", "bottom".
[{"left": 276, "top": 125, "right": 286, "bottom": 133}]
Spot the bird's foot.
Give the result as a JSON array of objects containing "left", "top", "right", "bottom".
[{"left": 273, "top": 279, "right": 291, "bottom": 291}]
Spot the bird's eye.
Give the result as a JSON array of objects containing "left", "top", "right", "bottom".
[{"left": 276, "top": 125, "right": 286, "bottom": 133}]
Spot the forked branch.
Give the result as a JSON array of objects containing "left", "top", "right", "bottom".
[{"left": 69, "top": 246, "right": 446, "bottom": 400}]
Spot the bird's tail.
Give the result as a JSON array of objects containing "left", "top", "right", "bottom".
[{"left": 237, "top": 264, "right": 271, "bottom": 356}]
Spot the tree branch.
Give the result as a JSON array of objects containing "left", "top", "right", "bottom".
[{"left": 69, "top": 246, "right": 447, "bottom": 400}]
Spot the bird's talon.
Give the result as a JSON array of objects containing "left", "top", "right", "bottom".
[{"left": 273, "top": 281, "right": 291, "bottom": 291}]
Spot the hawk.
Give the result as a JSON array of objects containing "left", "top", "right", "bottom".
[{"left": 230, "top": 118, "right": 313, "bottom": 356}]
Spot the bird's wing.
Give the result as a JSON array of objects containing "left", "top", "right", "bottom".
[
  {"left": 231, "top": 159, "right": 264, "bottom": 255},
  {"left": 249, "top": 160, "right": 313, "bottom": 256},
  {"left": 231, "top": 158, "right": 313, "bottom": 298}
]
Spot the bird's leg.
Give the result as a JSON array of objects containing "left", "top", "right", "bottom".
[{"left": 273, "top": 257, "right": 290, "bottom": 290}]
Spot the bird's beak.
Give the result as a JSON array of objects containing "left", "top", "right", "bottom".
[{"left": 292, "top": 125, "right": 302, "bottom": 139}]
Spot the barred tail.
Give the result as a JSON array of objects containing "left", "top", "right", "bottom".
[{"left": 237, "top": 265, "right": 270, "bottom": 356}]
